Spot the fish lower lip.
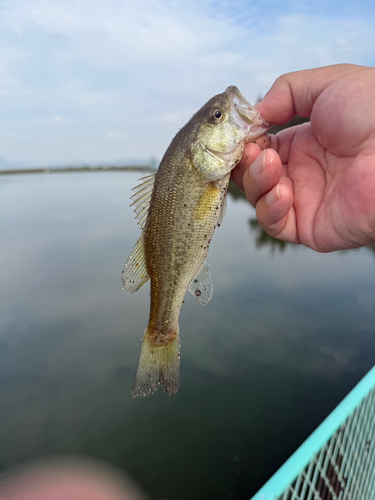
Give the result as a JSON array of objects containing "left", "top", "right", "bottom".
[
  {"left": 258, "top": 119, "right": 272, "bottom": 131},
  {"left": 247, "top": 122, "right": 271, "bottom": 138}
]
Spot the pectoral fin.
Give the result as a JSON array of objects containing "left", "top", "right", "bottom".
[
  {"left": 121, "top": 233, "right": 149, "bottom": 293},
  {"left": 217, "top": 191, "right": 227, "bottom": 227},
  {"left": 188, "top": 258, "right": 213, "bottom": 305}
]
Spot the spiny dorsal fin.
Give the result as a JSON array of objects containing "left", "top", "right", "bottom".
[
  {"left": 130, "top": 173, "right": 156, "bottom": 230},
  {"left": 121, "top": 233, "right": 150, "bottom": 293},
  {"left": 188, "top": 258, "right": 213, "bottom": 305}
]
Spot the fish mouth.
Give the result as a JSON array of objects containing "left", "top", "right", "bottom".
[
  {"left": 235, "top": 103, "right": 271, "bottom": 140},
  {"left": 225, "top": 85, "right": 272, "bottom": 142}
]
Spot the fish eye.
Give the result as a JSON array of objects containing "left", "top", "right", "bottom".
[{"left": 209, "top": 109, "right": 224, "bottom": 123}]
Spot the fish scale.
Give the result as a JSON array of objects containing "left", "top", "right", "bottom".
[{"left": 121, "top": 86, "right": 271, "bottom": 397}]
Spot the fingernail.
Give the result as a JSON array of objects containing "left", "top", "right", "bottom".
[
  {"left": 249, "top": 150, "right": 266, "bottom": 176},
  {"left": 265, "top": 184, "right": 280, "bottom": 205}
]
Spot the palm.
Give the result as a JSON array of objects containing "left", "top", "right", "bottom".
[{"left": 277, "top": 73, "right": 375, "bottom": 251}]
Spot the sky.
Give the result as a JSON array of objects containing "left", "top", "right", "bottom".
[{"left": 1, "top": 0, "right": 375, "bottom": 168}]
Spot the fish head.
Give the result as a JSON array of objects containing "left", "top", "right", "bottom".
[
  {"left": 195, "top": 86, "right": 271, "bottom": 154},
  {"left": 190, "top": 86, "right": 271, "bottom": 181}
]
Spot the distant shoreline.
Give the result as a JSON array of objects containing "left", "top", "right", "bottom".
[{"left": 0, "top": 165, "right": 157, "bottom": 176}]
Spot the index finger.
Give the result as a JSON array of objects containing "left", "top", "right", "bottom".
[{"left": 255, "top": 64, "right": 362, "bottom": 125}]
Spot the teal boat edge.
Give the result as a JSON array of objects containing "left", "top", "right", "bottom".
[{"left": 250, "top": 365, "right": 375, "bottom": 500}]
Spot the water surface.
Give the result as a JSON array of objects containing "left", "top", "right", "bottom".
[{"left": 1, "top": 172, "right": 374, "bottom": 499}]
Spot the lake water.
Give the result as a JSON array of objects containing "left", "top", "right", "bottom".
[{"left": 1, "top": 171, "right": 374, "bottom": 499}]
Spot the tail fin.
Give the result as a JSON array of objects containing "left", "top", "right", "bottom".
[{"left": 132, "top": 327, "right": 180, "bottom": 397}]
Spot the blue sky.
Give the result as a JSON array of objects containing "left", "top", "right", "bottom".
[{"left": 1, "top": 0, "right": 374, "bottom": 167}]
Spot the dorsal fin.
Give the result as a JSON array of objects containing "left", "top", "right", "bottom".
[{"left": 130, "top": 173, "right": 156, "bottom": 230}]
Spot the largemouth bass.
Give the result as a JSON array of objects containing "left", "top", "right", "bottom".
[{"left": 122, "top": 86, "right": 271, "bottom": 397}]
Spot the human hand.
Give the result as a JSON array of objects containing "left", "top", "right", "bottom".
[{"left": 232, "top": 64, "right": 375, "bottom": 252}]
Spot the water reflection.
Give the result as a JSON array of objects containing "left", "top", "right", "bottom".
[
  {"left": 228, "top": 182, "right": 287, "bottom": 251},
  {"left": 1, "top": 171, "right": 374, "bottom": 500},
  {"left": 248, "top": 218, "right": 287, "bottom": 252}
]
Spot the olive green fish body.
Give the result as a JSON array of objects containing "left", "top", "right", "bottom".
[
  {"left": 146, "top": 160, "right": 227, "bottom": 332},
  {"left": 122, "top": 86, "right": 271, "bottom": 397}
]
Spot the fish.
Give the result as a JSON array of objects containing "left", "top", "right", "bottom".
[{"left": 122, "top": 86, "right": 271, "bottom": 397}]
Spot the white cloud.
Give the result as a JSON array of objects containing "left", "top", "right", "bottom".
[
  {"left": 139, "top": 109, "right": 196, "bottom": 125},
  {"left": 106, "top": 130, "right": 131, "bottom": 139},
  {"left": 50, "top": 115, "right": 72, "bottom": 124},
  {"left": 0, "top": 0, "right": 374, "bottom": 165}
]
